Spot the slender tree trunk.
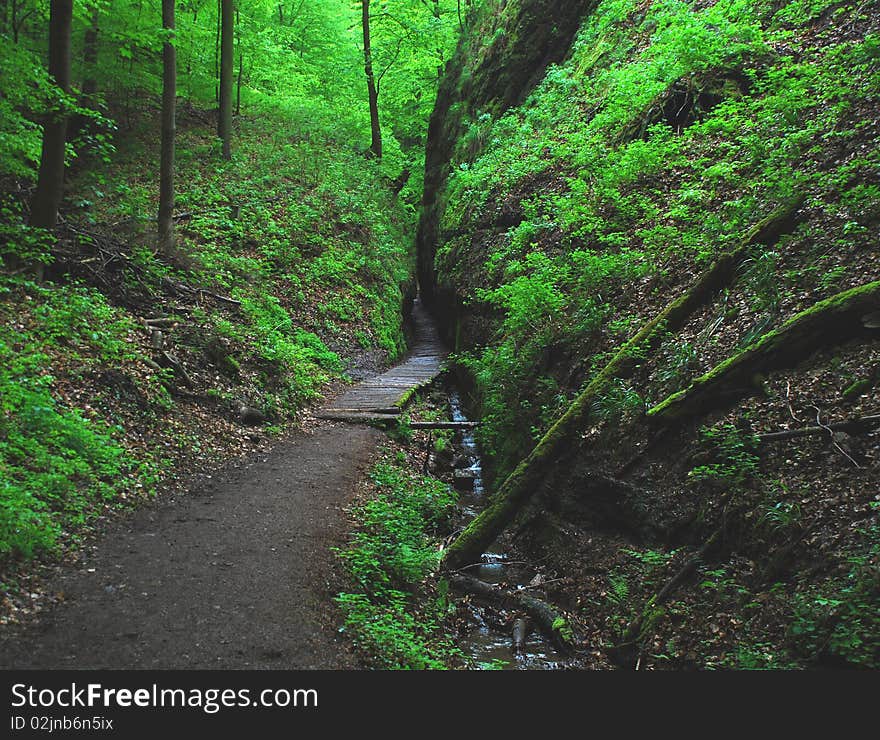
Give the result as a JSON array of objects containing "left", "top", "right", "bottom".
[
  {"left": 158, "top": 0, "right": 176, "bottom": 257},
  {"left": 81, "top": 7, "right": 99, "bottom": 99},
  {"left": 235, "top": 6, "right": 242, "bottom": 116},
  {"left": 362, "top": 0, "right": 381, "bottom": 159},
  {"left": 69, "top": 6, "right": 99, "bottom": 141},
  {"left": 29, "top": 0, "right": 73, "bottom": 245},
  {"left": 218, "top": 0, "right": 233, "bottom": 160},
  {"left": 214, "top": 0, "right": 220, "bottom": 102},
  {"left": 236, "top": 49, "right": 243, "bottom": 116}
]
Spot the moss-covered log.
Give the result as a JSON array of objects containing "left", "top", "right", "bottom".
[
  {"left": 441, "top": 199, "right": 803, "bottom": 571},
  {"left": 648, "top": 280, "right": 880, "bottom": 423}
]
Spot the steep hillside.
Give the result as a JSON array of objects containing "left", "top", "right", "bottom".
[
  {"left": 425, "top": 0, "right": 880, "bottom": 668},
  {"left": 0, "top": 106, "right": 414, "bottom": 612}
]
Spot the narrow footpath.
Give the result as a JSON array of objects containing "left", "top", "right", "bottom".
[{"left": 0, "top": 300, "right": 447, "bottom": 669}]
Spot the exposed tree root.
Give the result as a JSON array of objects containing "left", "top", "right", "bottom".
[{"left": 611, "top": 527, "right": 723, "bottom": 667}]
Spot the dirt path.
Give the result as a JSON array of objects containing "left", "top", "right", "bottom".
[
  {"left": 0, "top": 298, "right": 450, "bottom": 670},
  {"left": 0, "top": 423, "right": 383, "bottom": 669}
]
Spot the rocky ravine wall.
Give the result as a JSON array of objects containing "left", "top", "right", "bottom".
[
  {"left": 417, "top": 0, "right": 593, "bottom": 337},
  {"left": 420, "top": 0, "right": 880, "bottom": 669}
]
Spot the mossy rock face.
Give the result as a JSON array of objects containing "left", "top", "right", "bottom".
[
  {"left": 418, "top": 0, "right": 593, "bottom": 315},
  {"left": 441, "top": 200, "right": 815, "bottom": 571}
]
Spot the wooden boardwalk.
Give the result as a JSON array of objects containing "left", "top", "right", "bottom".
[{"left": 318, "top": 297, "right": 449, "bottom": 422}]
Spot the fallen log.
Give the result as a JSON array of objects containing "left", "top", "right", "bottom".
[
  {"left": 648, "top": 281, "right": 880, "bottom": 423},
  {"left": 615, "top": 527, "right": 722, "bottom": 661},
  {"left": 757, "top": 413, "right": 880, "bottom": 443},
  {"left": 441, "top": 199, "right": 804, "bottom": 571},
  {"left": 409, "top": 420, "right": 481, "bottom": 430},
  {"left": 449, "top": 574, "right": 575, "bottom": 653},
  {"left": 157, "top": 350, "right": 193, "bottom": 387},
  {"left": 143, "top": 316, "right": 178, "bottom": 328},
  {"left": 513, "top": 617, "right": 530, "bottom": 654}
]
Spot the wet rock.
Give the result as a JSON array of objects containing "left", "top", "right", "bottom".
[
  {"left": 238, "top": 404, "right": 266, "bottom": 426},
  {"left": 454, "top": 468, "right": 476, "bottom": 492},
  {"left": 453, "top": 453, "right": 475, "bottom": 469}
]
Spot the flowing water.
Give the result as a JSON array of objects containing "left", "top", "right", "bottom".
[{"left": 446, "top": 389, "right": 565, "bottom": 670}]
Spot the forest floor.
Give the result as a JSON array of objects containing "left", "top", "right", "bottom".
[
  {"left": 0, "top": 418, "right": 385, "bottom": 669},
  {"left": 0, "top": 301, "right": 453, "bottom": 670}
]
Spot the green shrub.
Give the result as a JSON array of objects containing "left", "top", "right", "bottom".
[
  {"left": 335, "top": 457, "right": 459, "bottom": 669},
  {"left": 789, "top": 520, "right": 880, "bottom": 668},
  {"left": 689, "top": 423, "right": 760, "bottom": 487}
]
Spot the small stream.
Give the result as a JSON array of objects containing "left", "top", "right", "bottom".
[{"left": 446, "top": 389, "right": 564, "bottom": 670}]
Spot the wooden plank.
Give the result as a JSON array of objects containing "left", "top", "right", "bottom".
[
  {"left": 321, "top": 297, "right": 449, "bottom": 417},
  {"left": 410, "top": 421, "right": 481, "bottom": 430}
]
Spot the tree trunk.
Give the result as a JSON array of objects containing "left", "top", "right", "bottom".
[
  {"left": 214, "top": 0, "right": 220, "bottom": 102},
  {"left": 235, "top": 7, "right": 242, "bottom": 116},
  {"left": 29, "top": 0, "right": 73, "bottom": 245},
  {"left": 236, "top": 49, "right": 243, "bottom": 116},
  {"left": 440, "top": 198, "right": 804, "bottom": 572},
  {"left": 218, "top": 0, "right": 234, "bottom": 160},
  {"left": 362, "top": 0, "right": 381, "bottom": 159},
  {"left": 648, "top": 280, "right": 880, "bottom": 423},
  {"left": 81, "top": 7, "right": 99, "bottom": 100},
  {"left": 158, "top": 0, "right": 177, "bottom": 257},
  {"left": 69, "top": 6, "right": 99, "bottom": 141}
]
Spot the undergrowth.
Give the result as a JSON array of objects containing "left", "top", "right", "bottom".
[
  {"left": 335, "top": 452, "right": 460, "bottom": 669},
  {"left": 438, "top": 0, "right": 880, "bottom": 483},
  {"left": 0, "top": 277, "right": 162, "bottom": 557},
  {"left": 0, "top": 106, "right": 416, "bottom": 561}
]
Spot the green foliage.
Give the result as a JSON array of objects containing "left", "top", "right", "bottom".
[
  {"left": 335, "top": 591, "right": 448, "bottom": 670},
  {"left": 0, "top": 41, "right": 54, "bottom": 179},
  {"left": 335, "top": 457, "right": 459, "bottom": 669},
  {"left": 0, "top": 0, "right": 445, "bottom": 563},
  {"left": 461, "top": 245, "right": 647, "bottom": 472},
  {"left": 759, "top": 483, "right": 803, "bottom": 533},
  {"left": 698, "top": 565, "right": 749, "bottom": 600},
  {"left": 789, "top": 520, "right": 880, "bottom": 668},
  {"left": 0, "top": 281, "right": 146, "bottom": 557},
  {"left": 239, "top": 291, "right": 342, "bottom": 402},
  {"left": 551, "top": 616, "right": 574, "bottom": 643},
  {"left": 654, "top": 338, "right": 700, "bottom": 395},
  {"left": 591, "top": 379, "right": 645, "bottom": 422},
  {"left": 689, "top": 423, "right": 760, "bottom": 488},
  {"left": 730, "top": 642, "right": 788, "bottom": 670},
  {"left": 607, "top": 572, "right": 630, "bottom": 607},
  {"left": 625, "top": 548, "right": 677, "bottom": 569},
  {"left": 436, "top": 0, "right": 880, "bottom": 489}
]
